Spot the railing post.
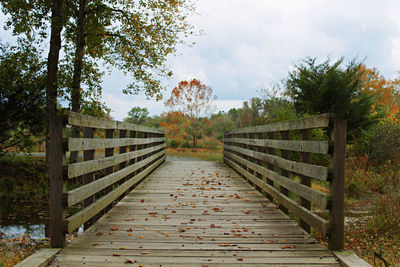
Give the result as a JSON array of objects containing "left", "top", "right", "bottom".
[
  {"left": 328, "top": 117, "right": 346, "bottom": 250},
  {"left": 50, "top": 114, "right": 66, "bottom": 248},
  {"left": 299, "top": 129, "right": 311, "bottom": 233},
  {"left": 83, "top": 126, "right": 95, "bottom": 228}
]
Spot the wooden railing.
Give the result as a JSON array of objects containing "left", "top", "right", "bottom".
[
  {"left": 50, "top": 111, "right": 166, "bottom": 247},
  {"left": 222, "top": 114, "right": 346, "bottom": 250}
]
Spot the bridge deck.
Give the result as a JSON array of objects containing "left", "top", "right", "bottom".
[{"left": 50, "top": 160, "right": 340, "bottom": 266}]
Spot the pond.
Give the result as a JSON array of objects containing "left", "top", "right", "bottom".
[{"left": 0, "top": 201, "right": 49, "bottom": 239}]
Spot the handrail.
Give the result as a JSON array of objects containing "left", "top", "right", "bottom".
[
  {"left": 49, "top": 111, "right": 166, "bottom": 248},
  {"left": 222, "top": 113, "right": 346, "bottom": 250}
]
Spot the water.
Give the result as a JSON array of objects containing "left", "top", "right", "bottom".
[{"left": 0, "top": 201, "right": 49, "bottom": 239}]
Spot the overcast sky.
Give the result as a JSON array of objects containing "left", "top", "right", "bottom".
[{"left": 2, "top": 0, "right": 400, "bottom": 120}]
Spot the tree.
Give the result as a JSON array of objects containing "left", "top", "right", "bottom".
[
  {"left": 286, "top": 57, "right": 379, "bottom": 140},
  {"left": 0, "top": 43, "right": 46, "bottom": 154},
  {"left": 359, "top": 65, "right": 400, "bottom": 122},
  {"left": 124, "top": 107, "right": 149, "bottom": 125},
  {"left": 2, "top": 0, "right": 197, "bottom": 108},
  {"left": 165, "top": 79, "right": 216, "bottom": 147}
]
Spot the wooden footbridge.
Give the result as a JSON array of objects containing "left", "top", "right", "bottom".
[{"left": 19, "top": 112, "right": 370, "bottom": 266}]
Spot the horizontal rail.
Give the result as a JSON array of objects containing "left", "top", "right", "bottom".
[
  {"left": 65, "top": 150, "right": 165, "bottom": 207},
  {"left": 66, "top": 137, "right": 165, "bottom": 151},
  {"left": 224, "top": 151, "right": 330, "bottom": 208},
  {"left": 223, "top": 137, "right": 330, "bottom": 154},
  {"left": 65, "top": 155, "right": 165, "bottom": 233},
  {"left": 224, "top": 144, "right": 328, "bottom": 181},
  {"left": 228, "top": 113, "right": 332, "bottom": 134},
  {"left": 67, "top": 111, "right": 163, "bottom": 134},
  {"left": 224, "top": 156, "right": 328, "bottom": 234},
  {"left": 65, "top": 143, "right": 165, "bottom": 179}
]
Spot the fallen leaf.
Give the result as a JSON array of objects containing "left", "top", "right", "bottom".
[
  {"left": 125, "top": 259, "right": 136, "bottom": 264},
  {"left": 112, "top": 253, "right": 121, "bottom": 256},
  {"left": 141, "top": 199, "right": 145, "bottom": 203},
  {"left": 141, "top": 251, "right": 150, "bottom": 254},
  {"left": 237, "top": 258, "right": 244, "bottom": 261},
  {"left": 110, "top": 227, "right": 118, "bottom": 231},
  {"left": 127, "top": 228, "right": 133, "bottom": 232},
  {"left": 91, "top": 243, "right": 101, "bottom": 246},
  {"left": 96, "top": 232, "right": 103, "bottom": 236}
]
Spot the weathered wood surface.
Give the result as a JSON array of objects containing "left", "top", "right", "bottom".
[
  {"left": 51, "top": 160, "right": 340, "bottom": 266},
  {"left": 228, "top": 113, "right": 331, "bottom": 134},
  {"left": 15, "top": 248, "right": 60, "bottom": 267},
  {"left": 223, "top": 137, "right": 329, "bottom": 154},
  {"left": 67, "top": 111, "right": 163, "bottom": 134}
]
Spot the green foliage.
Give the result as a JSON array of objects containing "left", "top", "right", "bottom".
[
  {"left": 124, "top": 106, "right": 150, "bottom": 125},
  {"left": 168, "top": 139, "right": 179, "bottom": 148},
  {"left": 0, "top": 42, "right": 46, "bottom": 154},
  {"left": 286, "top": 57, "right": 379, "bottom": 141},
  {"left": 0, "top": 155, "right": 49, "bottom": 201},
  {"left": 350, "top": 119, "right": 400, "bottom": 165},
  {"left": 209, "top": 112, "right": 235, "bottom": 139},
  {"left": 181, "top": 140, "right": 191, "bottom": 148}
]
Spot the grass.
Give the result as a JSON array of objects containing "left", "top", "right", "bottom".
[{"left": 166, "top": 148, "right": 223, "bottom": 162}]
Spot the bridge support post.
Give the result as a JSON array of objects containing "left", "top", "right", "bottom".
[
  {"left": 328, "top": 117, "right": 346, "bottom": 250},
  {"left": 50, "top": 114, "right": 66, "bottom": 248}
]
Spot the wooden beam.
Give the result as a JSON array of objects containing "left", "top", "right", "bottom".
[
  {"left": 222, "top": 137, "right": 329, "bottom": 154},
  {"left": 328, "top": 118, "right": 346, "bottom": 250},
  {"left": 223, "top": 144, "right": 328, "bottom": 181},
  {"left": 67, "top": 137, "right": 164, "bottom": 151},
  {"left": 67, "top": 111, "right": 163, "bottom": 134},
  {"left": 224, "top": 157, "right": 328, "bottom": 234},
  {"left": 66, "top": 155, "right": 165, "bottom": 233},
  {"left": 66, "top": 144, "right": 165, "bottom": 179},
  {"left": 228, "top": 113, "right": 331, "bottom": 134},
  {"left": 224, "top": 151, "right": 329, "bottom": 209},
  {"left": 66, "top": 150, "right": 165, "bottom": 207}
]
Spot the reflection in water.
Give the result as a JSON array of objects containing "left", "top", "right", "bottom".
[
  {"left": 0, "top": 224, "right": 46, "bottom": 239},
  {"left": 0, "top": 201, "right": 49, "bottom": 239}
]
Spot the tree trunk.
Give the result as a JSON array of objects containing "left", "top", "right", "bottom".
[
  {"left": 46, "top": 0, "right": 65, "bottom": 248},
  {"left": 70, "top": 0, "right": 87, "bottom": 164}
]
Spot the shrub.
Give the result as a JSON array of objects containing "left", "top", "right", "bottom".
[
  {"left": 181, "top": 140, "right": 191, "bottom": 148},
  {"left": 367, "top": 193, "right": 400, "bottom": 235},
  {"left": 168, "top": 139, "right": 179, "bottom": 148}
]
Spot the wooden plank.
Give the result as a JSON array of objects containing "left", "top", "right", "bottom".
[
  {"left": 15, "top": 248, "right": 61, "bottom": 267},
  {"left": 224, "top": 151, "right": 329, "bottom": 208},
  {"left": 223, "top": 137, "right": 329, "bottom": 154},
  {"left": 66, "top": 155, "right": 165, "bottom": 233},
  {"left": 67, "top": 137, "right": 165, "bottom": 151},
  {"left": 50, "top": 116, "right": 66, "bottom": 248},
  {"left": 83, "top": 127, "right": 95, "bottom": 228},
  {"left": 328, "top": 118, "right": 346, "bottom": 250},
  {"left": 51, "top": 160, "right": 338, "bottom": 266},
  {"left": 67, "top": 111, "right": 163, "bottom": 134},
  {"left": 279, "top": 130, "right": 290, "bottom": 214},
  {"left": 228, "top": 114, "right": 331, "bottom": 134},
  {"left": 300, "top": 129, "right": 312, "bottom": 232},
  {"left": 66, "top": 150, "right": 165, "bottom": 207},
  {"left": 224, "top": 157, "right": 328, "bottom": 234},
  {"left": 332, "top": 251, "right": 371, "bottom": 267},
  {"left": 66, "top": 144, "right": 165, "bottom": 178},
  {"left": 224, "top": 144, "right": 328, "bottom": 181}
]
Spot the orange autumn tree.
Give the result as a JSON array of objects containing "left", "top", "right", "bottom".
[
  {"left": 360, "top": 65, "right": 400, "bottom": 122},
  {"left": 165, "top": 79, "right": 216, "bottom": 147},
  {"left": 160, "top": 111, "right": 187, "bottom": 145}
]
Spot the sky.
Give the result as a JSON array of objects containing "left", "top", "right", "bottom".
[{"left": 2, "top": 0, "right": 400, "bottom": 120}]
